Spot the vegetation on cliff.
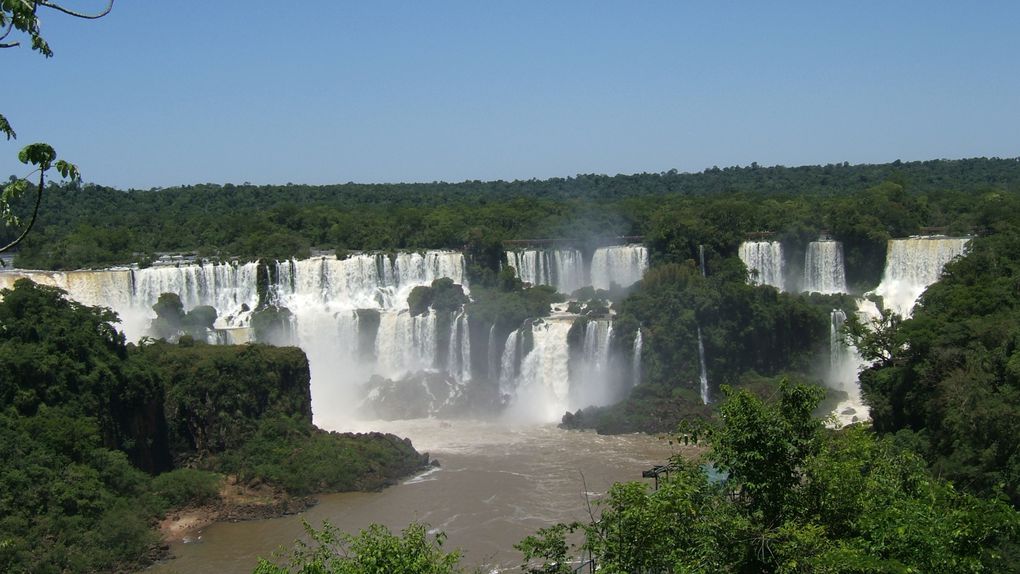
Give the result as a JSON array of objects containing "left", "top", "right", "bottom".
[
  {"left": 0, "top": 280, "right": 429, "bottom": 573},
  {"left": 851, "top": 201, "right": 1020, "bottom": 506}
]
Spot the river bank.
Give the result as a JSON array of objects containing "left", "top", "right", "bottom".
[{"left": 145, "top": 420, "right": 694, "bottom": 574}]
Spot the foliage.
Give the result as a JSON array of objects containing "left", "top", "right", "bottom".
[
  {"left": 142, "top": 342, "right": 312, "bottom": 456},
  {"left": 0, "top": 406, "right": 160, "bottom": 574},
  {"left": 6, "top": 158, "right": 1020, "bottom": 270},
  {"left": 149, "top": 292, "right": 219, "bottom": 341},
  {"left": 533, "top": 383, "right": 1020, "bottom": 573},
  {"left": 408, "top": 277, "right": 469, "bottom": 317},
  {"left": 215, "top": 415, "right": 427, "bottom": 495},
  {"left": 254, "top": 521, "right": 463, "bottom": 574},
  {"left": 0, "top": 280, "right": 432, "bottom": 571},
  {"left": 0, "top": 0, "right": 108, "bottom": 254},
  {"left": 0, "top": 279, "right": 171, "bottom": 470},
  {"left": 150, "top": 468, "right": 222, "bottom": 508},
  {"left": 858, "top": 209, "right": 1020, "bottom": 505}
]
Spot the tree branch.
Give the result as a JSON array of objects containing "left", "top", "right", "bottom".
[
  {"left": 0, "top": 19, "right": 15, "bottom": 42},
  {"left": 36, "top": 0, "right": 115, "bottom": 20},
  {"left": 0, "top": 171, "right": 44, "bottom": 255}
]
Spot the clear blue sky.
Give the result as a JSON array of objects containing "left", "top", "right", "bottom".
[{"left": 2, "top": 1, "right": 1018, "bottom": 189}]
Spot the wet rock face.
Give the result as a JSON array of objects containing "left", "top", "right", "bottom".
[{"left": 360, "top": 370, "right": 496, "bottom": 420}]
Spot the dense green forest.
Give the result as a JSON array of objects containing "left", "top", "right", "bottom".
[
  {"left": 3, "top": 157, "right": 1019, "bottom": 272},
  {"left": 0, "top": 280, "right": 429, "bottom": 573}
]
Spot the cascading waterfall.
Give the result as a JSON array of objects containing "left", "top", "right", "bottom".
[
  {"left": 507, "top": 320, "right": 573, "bottom": 423},
  {"left": 590, "top": 245, "right": 649, "bottom": 291},
  {"left": 874, "top": 237, "right": 970, "bottom": 316},
  {"left": 827, "top": 303, "right": 881, "bottom": 426},
  {"left": 499, "top": 330, "right": 521, "bottom": 399},
  {"left": 803, "top": 241, "right": 847, "bottom": 294},
  {"left": 828, "top": 310, "right": 860, "bottom": 399},
  {"left": 505, "top": 249, "right": 586, "bottom": 295},
  {"left": 697, "top": 326, "right": 710, "bottom": 405},
  {"left": 275, "top": 252, "right": 466, "bottom": 310},
  {"left": 575, "top": 320, "right": 615, "bottom": 407},
  {"left": 0, "top": 269, "right": 145, "bottom": 335},
  {"left": 373, "top": 310, "right": 437, "bottom": 378},
  {"left": 487, "top": 324, "right": 498, "bottom": 381},
  {"left": 699, "top": 244, "right": 706, "bottom": 277},
  {"left": 0, "top": 244, "right": 641, "bottom": 422},
  {"left": 446, "top": 311, "right": 471, "bottom": 383},
  {"left": 632, "top": 329, "right": 643, "bottom": 387},
  {"left": 738, "top": 241, "right": 784, "bottom": 290}
]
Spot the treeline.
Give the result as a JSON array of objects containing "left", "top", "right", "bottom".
[
  {"left": 3, "top": 157, "right": 1019, "bottom": 271},
  {"left": 0, "top": 280, "right": 428, "bottom": 573}
]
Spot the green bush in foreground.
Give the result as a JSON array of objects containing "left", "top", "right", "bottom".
[
  {"left": 254, "top": 521, "right": 463, "bottom": 574},
  {"left": 150, "top": 468, "right": 222, "bottom": 508}
]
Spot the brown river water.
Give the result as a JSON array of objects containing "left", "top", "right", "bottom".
[{"left": 144, "top": 419, "right": 683, "bottom": 573}]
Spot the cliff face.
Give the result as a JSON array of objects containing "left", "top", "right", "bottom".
[{"left": 142, "top": 343, "right": 312, "bottom": 460}]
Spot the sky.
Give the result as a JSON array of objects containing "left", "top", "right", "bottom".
[{"left": 2, "top": 1, "right": 1018, "bottom": 189}]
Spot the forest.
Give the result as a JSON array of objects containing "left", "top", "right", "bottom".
[
  {"left": 3, "top": 157, "right": 1019, "bottom": 272},
  {"left": 3, "top": 157, "right": 1020, "bottom": 572}
]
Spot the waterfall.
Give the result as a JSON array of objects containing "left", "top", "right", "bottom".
[
  {"left": 827, "top": 304, "right": 880, "bottom": 426},
  {"left": 487, "top": 324, "right": 498, "bottom": 381},
  {"left": 133, "top": 262, "right": 261, "bottom": 321},
  {"left": 803, "top": 240, "right": 847, "bottom": 294},
  {"left": 499, "top": 330, "right": 521, "bottom": 398},
  {"left": 445, "top": 311, "right": 471, "bottom": 383},
  {"left": 0, "top": 269, "right": 145, "bottom": 335},
  {"left": 699, "top": 245, "right": 706, "bottom": 277},
  {"left": 697, "top": 326, "right": 710, "bottom": 405},
  {"left": 874, "top": 237, "right": 970, "bottom": 317},
  {"left": 590, "top": 244, "right": 649, "bottom": 291},
  {"left": 507, "top": 320, "right": 573, "bottom": 423},
  {"left": 374, "top": 309, "right": 437, "bottom": 378},
  {"left": 573, "top": 320, "right": 615, "bottom": 408},
  {"left": 276, "top": 251, "right": 466, "bottom": 310},
  {"left": 506, "top": 249, "right": 585, "bottom": 295},
  {"left": 738, "top": 241, "right": 784, "bottom": 290},
  {"left": 828, "top": 310, "right": 856, "bottom": 390},
  {"left": 632, "top": 329, "right": 643, "bottom": 387}
]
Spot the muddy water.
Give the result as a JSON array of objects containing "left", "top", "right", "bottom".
[{"left": 146, "top": 419, "right": 683, "bottom": 573}]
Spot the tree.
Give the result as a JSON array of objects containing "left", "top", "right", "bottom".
[
  {"left": 254, "top": 521, "right": 464, "bottom": 574},
  {"left": 517, "top": 382, "right": 1020, "bottom": 573},
  {"left": 1, "top": 1, "right": 115, "bottom": 255}
]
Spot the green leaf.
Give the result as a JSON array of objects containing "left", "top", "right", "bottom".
[
  {"left": 18, "top": 143, "right": 57, "bottom": 170},
  {"left": 55, "top": 160, "right": 80, "bottom": 181},
  {"left": 0, "top": 113, "right": 15, "bottom": 140}
]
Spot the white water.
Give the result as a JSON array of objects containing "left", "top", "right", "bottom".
[
  {"left": 874, "top": 237, "right": 970, "bottom": 316},
  {"left": 0, "top": 251, "right": 472, "bottom": 421},
  {"left": 498, "top": 330, "right": 521, "bottom": 399},
  {"left": 505, "top": 249, "right": 586, "bottom": 295},
  {"left": 738, "top": 241, "right": 784, "bottom": 290},
  {"left": 697, "top": 326, "right": 710, "bottom": 404},
  {"left": 803, "top": 241, "right": 847, "bottom": 294},
  {"left": 828, "top": 309, "right": 865, "bottom": 425},
  {"left": 632, "top": 329, "right": 643, "bottom": 387},
  {"left": 506, "top": 319, "right": 574, "bottom": 423},
  {"left": 576, "top": 320, "right": 615, "bottom": 407},
  {"left": 590, "top": 244, "right": 648, "bottom": 291}
]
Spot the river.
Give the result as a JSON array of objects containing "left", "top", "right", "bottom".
[{"left": 145, "top": 418, "right": 684, "bottom": 573}]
